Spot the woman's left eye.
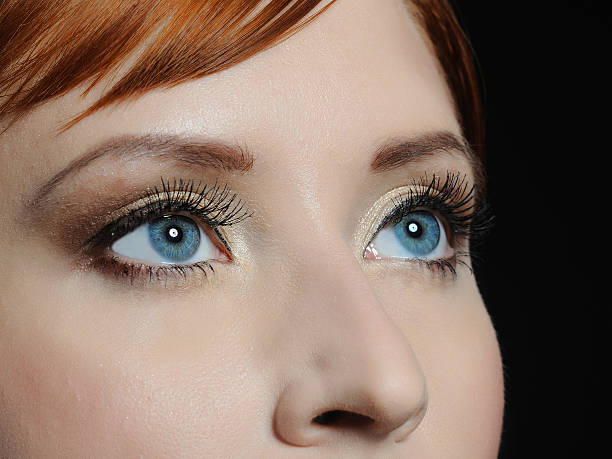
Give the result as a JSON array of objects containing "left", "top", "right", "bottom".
[
  {"left": 111, "top": 214, "right": 227, "bottom": 264},
  {"left": 365, "top": 210, "right": 452, "bottom": 261}
]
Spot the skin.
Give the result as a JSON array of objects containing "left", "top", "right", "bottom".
[{"left": 0, "top": 0, "right": 504, "bottom": 457}]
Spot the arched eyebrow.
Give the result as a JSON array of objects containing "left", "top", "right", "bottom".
[
  {"left": 370, "top": 131, "right": 475, "bottom": 172},
  {"left": 30, "top": 134, "right": 254, "bottom": 208},
  {"left": 30, "top": 130, "right": 475, "bottom": 209}
]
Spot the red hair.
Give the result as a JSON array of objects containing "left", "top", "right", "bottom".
[{"left": 0, "top": 0, "right": 483, "bottom": 160}]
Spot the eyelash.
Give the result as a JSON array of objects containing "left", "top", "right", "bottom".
[
  {"left": 84, "top": 178, "right": 251, "bottom": 284},
  {"left": 370, "top": 172, "right": 493, "bottom": 277},
  {"left": 83, "top": 173, "right": 493, "bottom": 285}
]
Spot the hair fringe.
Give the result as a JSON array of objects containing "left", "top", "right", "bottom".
[
  {"left": 1, "top": 0, "right": 485, "bottom": 182},
  {"left": 0, "top": 0, "right": 336, "bottom": 134}
]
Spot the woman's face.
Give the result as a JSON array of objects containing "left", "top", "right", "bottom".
[{"left": 0, "top": 0, "right": 503, "bottom": 456}]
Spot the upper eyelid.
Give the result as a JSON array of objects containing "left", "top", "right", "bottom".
[
  {"left": 383, "top": 192, "right": 473, "bottom": 230},
  {"left": 82, "top": 180, "right": 251, "bottom": 251},
  {"left": 96, "top": 190, "right": 237, "bottom": 231},
  {"left": 363, "top": 173, "right": 477, "bottom": 247}
]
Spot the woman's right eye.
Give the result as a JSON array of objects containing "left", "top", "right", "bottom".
[{"left": 111, "top": 214, "right": 227, "bottom": 265}]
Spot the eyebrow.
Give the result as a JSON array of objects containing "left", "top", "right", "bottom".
[
  {"left": 370, "top": 131, "right": 474, "bottom": 172},
  {"left": 31, "top": 134, "right": 254, "bottom": 206},
  {"left": 31, "top": 130, "right": 473, "bottom": 207}
]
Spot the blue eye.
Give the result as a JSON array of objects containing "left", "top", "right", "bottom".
[
  {"left": 111, "top": 215, "right": 224, "bottom": 264},
  {"left": 148, "top": 215, "right": 200, "bottom": 262},
  {"left": 366, "top": 210, "right": 451, "bottom": 260},
  {"left": 392, "top": 211, "right": 440, "bottom": 256}
]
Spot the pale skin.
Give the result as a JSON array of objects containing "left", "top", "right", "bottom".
[{"left": 0, "top": 0, "right": 504, "bottom": 457}]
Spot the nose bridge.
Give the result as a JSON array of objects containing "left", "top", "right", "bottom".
[
  {"left": 302, "top": 249, "right": 411, "bottom": 370},
  {"left": 272, "top": 236, "right": 428, "bottom": 446}
]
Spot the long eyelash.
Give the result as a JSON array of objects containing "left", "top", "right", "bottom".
[
  {"left": 152, "top": 177, "right": 250, "bottom": 228},
  {"left": 377, "top": 171, "right": 494, "bottom": 275},
  {"left": 83, "top": 178, "right": 251, "bottom": 284},
  {"left": 85, "top": 177, "right": 251, "bottom": 252}
]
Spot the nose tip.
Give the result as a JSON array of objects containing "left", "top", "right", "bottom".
[{"left": 273, "top": 369, "right": 428, "bottom": 446}]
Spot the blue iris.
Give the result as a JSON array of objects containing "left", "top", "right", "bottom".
[
  {"left": 148, "top": 215, "right": 201, "bottom": 262},
  {"left": 392, "top": 211, "right": 440, "bottom": 257}
]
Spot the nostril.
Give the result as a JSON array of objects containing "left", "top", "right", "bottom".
[
  {"left": 312, "top": 410, "right": 374, "bottom": 427},
  {"left": 313, "top": 410, "right": 342, "bottom": 425}
]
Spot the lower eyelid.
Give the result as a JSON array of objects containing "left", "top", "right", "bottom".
[{"left": 91, "top": 256, "right": 217, "bottom": 286}]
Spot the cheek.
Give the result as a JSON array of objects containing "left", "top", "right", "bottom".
[
  {"left": 0, "top": 327, "right": 127, "bottom": 456},
  {"left": 0, "top": 269, "right": 263, "bottom": 457},
  {"left": 418, "top": 305, "right": 504, "bottom": 457}
]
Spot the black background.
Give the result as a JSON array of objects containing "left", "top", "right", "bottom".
[{"left": 453, "top": 1, "right": 605, "bottom": 457}]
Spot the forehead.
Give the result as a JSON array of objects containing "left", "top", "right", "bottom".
[{"left": 2, "top": 0, "right": 460, "bottom": 179}]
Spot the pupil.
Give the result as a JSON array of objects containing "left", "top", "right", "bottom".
[
  {"left": 406, "top": 221, "right": 422, "bottom": 238},
  {"left": 165, "top": 225, "right": 183, "bottom": 243}
]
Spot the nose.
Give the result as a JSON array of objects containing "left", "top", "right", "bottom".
[{"left": 272, "top": 253, "right": 428, "bottom": 446}]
